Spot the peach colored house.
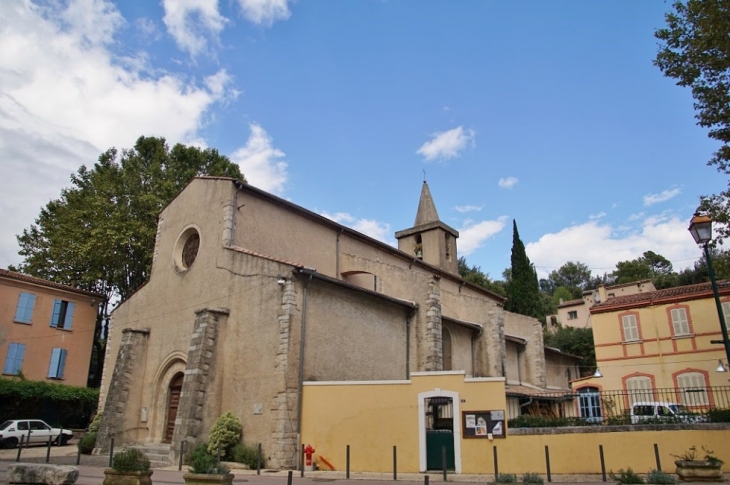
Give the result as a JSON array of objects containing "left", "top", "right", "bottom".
[
  {"left": 549, "top": 280, "right": 656, "bottom": 329},
  {"left": 571, "top": 281, "right": 730, "bottom": 422},
  {"left": 0, "top": 269, "right": 102, "bottom": 387}
]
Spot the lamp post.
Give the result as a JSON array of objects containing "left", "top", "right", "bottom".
[{"left": 688, "top": 213, "right": 730, "bottom": 371}]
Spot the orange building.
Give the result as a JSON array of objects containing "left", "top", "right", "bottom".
[
  {"left": 0, "top": 269, "right": 102, "bottom": 387},
  {"left": 571, "top": 281, "right": 730, "bottom": 421}
]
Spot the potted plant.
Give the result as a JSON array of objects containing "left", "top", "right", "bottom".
[
  {"left": 672, "top": 445, "right": 724, "bottom": 482},
  {"left": 103, "top": 448, "right": 153, "bottom": 485},
  {"left": 183, "top": 443, "right": 233, "bottom": 485}
]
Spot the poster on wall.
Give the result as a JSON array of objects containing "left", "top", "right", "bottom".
[{"left": 462, "top": 410, "right": 505, "bottom": 438}]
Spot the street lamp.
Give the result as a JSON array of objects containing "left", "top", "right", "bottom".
[{"left": 688, "top": 213, "right": 730, "bottom": 371}]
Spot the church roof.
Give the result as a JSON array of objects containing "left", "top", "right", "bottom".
[{"left": 414, "top": 181, "right": 440, "bottom": 226}]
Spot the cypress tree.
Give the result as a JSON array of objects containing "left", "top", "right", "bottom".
[{"left": 505, "top": 220, "right": 543, "bottom": 320}]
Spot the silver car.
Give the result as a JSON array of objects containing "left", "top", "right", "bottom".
[{"left": 0, "top": 419, "right": 73, "bottom": 448}]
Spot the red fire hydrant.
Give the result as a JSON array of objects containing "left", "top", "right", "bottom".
[{"left": 304, "top": 444, "right": 315, "bottom": 470}]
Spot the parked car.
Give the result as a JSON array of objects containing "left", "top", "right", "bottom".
[
  {"left": 0, "top": 419, "right": 73, "bottom": 448},
  {"left": 630, "top": 401, "right": 704, "bottom": 424}
]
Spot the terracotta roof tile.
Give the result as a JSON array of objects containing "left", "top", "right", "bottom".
[
  {"left": 0, "top": 268, "right": 105, "bottom": 299},
  {"left": 590, "top": 281, "right": 730, "bottom": 313}
]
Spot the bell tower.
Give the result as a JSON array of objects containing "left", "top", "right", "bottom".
[{"left": 395, "top": 181, "right": 459, "bottom": 275}]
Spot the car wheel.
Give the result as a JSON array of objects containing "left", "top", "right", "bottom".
[
  {"left": 5, "top": 437, "right": 18, "bottom": 449},
  {"left": 61, "top": 435, "right": 70, "bottom": 446}
]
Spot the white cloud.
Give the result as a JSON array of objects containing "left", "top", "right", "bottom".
[
  {"left": 162, "top": 0, "right": 227, "bottom": 56},
  {"left": 0, "top": 0, "right": 235, "bottom": 268},
  {"left": 526, "top": 216, "right": 700, "bottom": 280},
  {"left": 455, "top": 205, "right": 482, "bottom": 213},
  {"left": 320, "top": 212, "right": 394, "bottom": 245},
  {"left": 458, "top": 217, "right": 508, "bottom": 255},
  {"left": 230, "top": 123, "right": 288, "bottom": 194},
  {"left": 417, "top": 126, "right": 475, "bottom": 161},
  {"left": 643, "top": 187, "right": 682, "bottom": 206},
  {"left": 498, "top": 177, "right": 518, "bottom": 189},
  {"left": 236, "top": 0, "right": 291, "bottom": 26},
  {"left": 589, "top": 212, "right": 606, "bottom": 220}
]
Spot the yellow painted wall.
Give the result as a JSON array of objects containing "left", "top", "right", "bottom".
[
  {"left": 301, "top": 375, "right": 730, "bottom": 475},
  {"left": 591, "top": 295, "right": 728, "bottom": 391}
]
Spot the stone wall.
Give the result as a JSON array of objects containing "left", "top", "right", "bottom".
[
  {"left": 171, "top": 307, "right": 229, "bottom": 460},
  {"left": 95, "top": 328, "right": 150, "bottom": 453}
]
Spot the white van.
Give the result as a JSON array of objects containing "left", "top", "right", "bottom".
[{"left": 630, "top": 401, "right": 700, "bottom": 424}]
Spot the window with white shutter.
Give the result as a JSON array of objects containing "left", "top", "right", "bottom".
[
  {"left": 670, "top": 308, "right": 690, "bottom": 336},
  {"left": 622, "top": 314, "right": 640, "bottom": 341},
  {"left": 677, "top": 372, "right": 709, "bottom": 406},
  {"left": 626, "top": 376, "right": 653, "bottom": 405}
]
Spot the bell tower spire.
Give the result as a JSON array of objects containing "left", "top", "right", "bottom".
[{"left": 395, "top": 181, "right": 459, "bottom": 274}]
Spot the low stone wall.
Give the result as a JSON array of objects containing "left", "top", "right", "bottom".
[{"left": 6, "top": 464, "right": 79, "bottom": 485}]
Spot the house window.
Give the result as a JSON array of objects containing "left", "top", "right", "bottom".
[
  {"left": 670, "top": 308, "right": 690, "bottom": 336},
  {"left": 568, "top": 311, "right": 578, "bottom": 320},
  {"left": 50, "top": 300, "right": 75, "bottom": 330},
  {"left": 625, "top": 376, "right": 653, "bottom": 405},
  {"left": 677, "top": 372, "right": 709, "bottom": 406},
  {"left": 577, "top": 387, "right": 602, "bottom": 423},
  {"left": 47, "top": 348, "right": 67, "bottom": 379},
  {"left": 621, "top": 314, "right": 640, "bottom": 342},
  {"left": 2, "top": 343, "right": 26, "bottom": 375},
  {"left": 722, "top": 302, "right": 730, "bottom": 329},
  {"left": 14, "top": 292, "right": 36, "bottom": 324}
]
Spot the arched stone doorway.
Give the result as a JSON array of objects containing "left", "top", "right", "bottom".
[{"left": 164, "top": 372, "right": 184, "bottom": 443}]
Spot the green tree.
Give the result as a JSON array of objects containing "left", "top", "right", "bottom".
[
  {"left": 16, "top": 136, "right": 244, "bottom": 386},
  {"left": 613, "top": 251, "right": 677, "bottom": 289},
  {"left": 552, "top": 286, "right": 575, "bottom": 307},
  {"left": 541, "top": 261, "right": 592, "bottom": 298},
  {"left": 543, "top": 326, "right": 596, "bottom": 377},
  {"left": 504, "top": 220, "right": 543, "bottom": 321},
  {"left": 654, "top": 0, "right": 730, "bottom": 240},
  {"left": 457, "top": 256, "right": 507, "bottom": 297}
]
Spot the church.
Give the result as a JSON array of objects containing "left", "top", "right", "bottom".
[{"left": 96, "top": 177, "right": 579, "bottom": 470}]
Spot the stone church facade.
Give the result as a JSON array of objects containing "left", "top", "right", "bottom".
[{"left": 96, "top": 177, "right": 571, "bottom": 468}]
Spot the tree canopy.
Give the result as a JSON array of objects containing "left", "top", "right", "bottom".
[
  {"left": 504, "top": 220, "right": 543, "bottom": 321},
  {"left": 457, "top": 256, "right": 506, "bottom": 297},
  {"left": 15, "top": 136, "right": 244, "bottom": 386},
  {"left": 654, "top": 0, "right": 730, "bottom": 240},
  {"left": 543, "top": 326, "right": 596, "bottom": 377},
  {"left": 612, "top": 251, "right": 676, "bottom": 289},
  {"left": 540, "top": 261, "right": 592, "bottom": 299}
]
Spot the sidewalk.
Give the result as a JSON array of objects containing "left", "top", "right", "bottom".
[{"left": 0, "top": 442, "right": 723, "bottom": 485}]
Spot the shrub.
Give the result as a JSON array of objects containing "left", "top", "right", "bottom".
[
  {"left": 207, "top": 411, "right": 242, "bottom": 459},
  {"left": 187, "top": 443, "right": 230, "bottom": 474},
  {"left": 609, "top": 468, "right": 645, "bottom": 484},
  {"left": 495, "top": 473, "right": 518, "bottom": 483},
  {"left": 88, "top": 413, "right": 102, "bottom": 433},
  {"left": 112, "top": 448, "right": 151, "bottom": 472},
  {"left": 646, "top": 469, "right": 677, "bottom": 484},
  {"left": 521, "top": 473, "right": 544, "bottom": 484},
  {"left": 232, "top": 442, "right": 261, "bottom": 469},
  {"left": 705, "top": 408, "right": 730, "bottom": 423},
  {"left": 77, "top": 431, "right": 97, "bottom": 455}
]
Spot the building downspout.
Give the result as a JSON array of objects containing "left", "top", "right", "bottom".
[{"left": 296, "top": 274, "right": 314, "bottom": 441}]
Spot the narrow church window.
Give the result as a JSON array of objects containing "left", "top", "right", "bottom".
[{"left": 445, "top": 233, "right": 451, "bottom": 261}]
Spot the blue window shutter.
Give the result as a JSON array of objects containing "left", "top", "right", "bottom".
[
  {"left": 64, "top": 303, "right": 75, "bottom": 330},
  {"left": 58, "top": 349, "right": 67, "bottom": 379},
  {"left": 48, "top": 348, "right": 61, "bottom": 378},
  {"left": 50, "top": 300, "right": 62, "bottom": 328},
  {"left": 3, "top": 344, "right": 18, "bottom": 374},
  {"left": 4, "top": 343, "right": 26, "bottom": 375},
  {"left": 14, "top": 293, "right": 36, "bottom": 323}
]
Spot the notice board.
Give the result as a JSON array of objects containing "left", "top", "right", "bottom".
[{"left": 462, "top": 410, "right": 505, "bottom": 438}]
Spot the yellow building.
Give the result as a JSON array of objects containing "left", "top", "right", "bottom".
[
  {"left": 572, "top": 281, "right": 730, "bottom": 421},
  {"left": 0, "top": 268, "right": 102, "bottom": 387}
]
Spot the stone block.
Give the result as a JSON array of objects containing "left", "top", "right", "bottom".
[{"left": 7, "top": 464, "right": 79, "bottom": 485}]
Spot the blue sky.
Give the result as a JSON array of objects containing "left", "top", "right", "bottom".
[{"left": 0, "top": 0, "right": 724, "bottom": 282}]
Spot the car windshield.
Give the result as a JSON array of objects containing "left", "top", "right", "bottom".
[
  {"left": 0, "top": 421, "right": 12, "bottom": 430},
  {"left": 670, "top": 404, "right": 690, "bottom": 414}
]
